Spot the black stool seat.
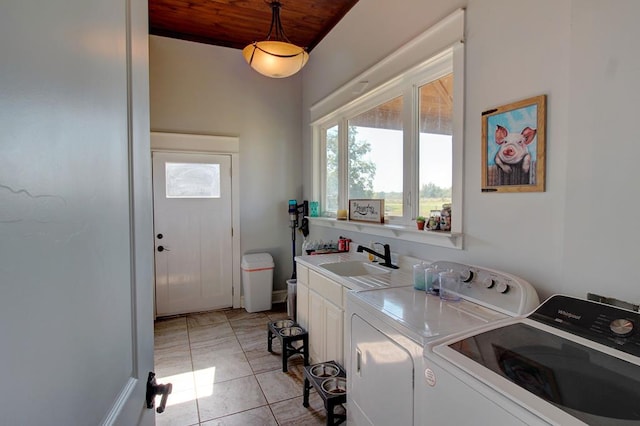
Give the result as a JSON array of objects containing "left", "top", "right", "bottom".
[
  {"left": 303, "top": 361, "right": 347, "bottom": 425},
  {"left": 267, "top": 320, "right": 309, "bottom": 372}
]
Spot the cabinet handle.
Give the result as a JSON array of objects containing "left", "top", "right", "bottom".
[{"left": 356, "top": 348, "right": 362, "bottom": 375}]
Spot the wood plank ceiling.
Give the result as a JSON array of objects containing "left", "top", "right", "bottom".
[
  {"left": 148, "top": 0, "right": 452, "bottom": 132},
  {"left": 149, "top": 0, "right": 360, "bottom": 51}
]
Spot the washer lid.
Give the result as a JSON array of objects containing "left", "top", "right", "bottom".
[
  {"left": 445, "top": 320, "right": 640, "bottom": 424},
  {"left": 350, "top": 286, "right": 507, "bottom": 344}
]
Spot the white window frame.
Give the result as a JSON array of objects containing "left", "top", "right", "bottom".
[{"left": 309, "top": 9, "right": 465, "bottom": 249}]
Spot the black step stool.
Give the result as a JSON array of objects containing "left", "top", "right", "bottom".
[
  {"left": 303, "top": 361, "right": 347, "bottom": 425},
  {"left": 267, "top": 320, "right": 309, "bottom": 372}
]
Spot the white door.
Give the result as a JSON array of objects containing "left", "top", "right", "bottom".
[
  {"left": 0, "top": 0, "right": 154, "bottom": 424},
  {"left": 350, "top": 314, "right": 414, "bottom": 426},
  {"left": 153, "top": 152, "right": 233, "bottom": 316}
]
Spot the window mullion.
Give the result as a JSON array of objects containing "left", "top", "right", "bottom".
[
  {"left": 404, "top": 83, "right": 419, "bottom": 222},
  {"left": 318, "top": 125, "right": 326, "bottom": 208},
  {"left": 338, "top": 118, "right": 349, "bottom": 210}
]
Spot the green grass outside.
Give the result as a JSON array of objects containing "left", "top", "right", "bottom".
[{"left": 384, "top": 197, "right": 451, "bottom": 218}]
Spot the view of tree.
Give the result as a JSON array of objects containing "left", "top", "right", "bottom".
[
  {"left": 327, "top": 126, "right": 450, "bottom": 216},
  {"left": 347, "top": 126, "right": 376, "bottom": 199},
  {"left": 325, "top": 127, "right": 339, "bottom": 211},
  {"left": 325, "top": 126, "right": 376, "bottom": 211},
  {"left": 420, "top": 182, "right": 451, "bottom": 199}
]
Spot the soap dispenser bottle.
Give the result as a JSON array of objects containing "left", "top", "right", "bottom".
[{"left": 368, "top": 241, "right": 375, "bottom": 262}]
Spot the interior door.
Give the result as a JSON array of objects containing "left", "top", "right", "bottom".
[
  {"left": 153, "top": 152, "right": 233, "bottom": 316},
  {"left": 0, "top": 0, "right": 154, "bottom": 424}
]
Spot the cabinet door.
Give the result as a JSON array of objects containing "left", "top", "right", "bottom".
[
  {"left": 324, "top": 300, "right": 343, "bottom": 365},
  {"left": 297, "top": 264, "right": 309, "bottom": 285},
  {"left": 297, "top": 282, "right": 309, "bottom": 330},
  {"left": 350, "top": 314, "right": 413, "bottom": 425},
  {"left": 308, "top": 290, "right": 325, "bottom": 363}
]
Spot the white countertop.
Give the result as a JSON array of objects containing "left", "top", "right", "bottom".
[{"left": 295, "top": 252, "right": 417, "bottom": 291}]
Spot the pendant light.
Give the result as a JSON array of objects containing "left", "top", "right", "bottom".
[{"left": 242, "top": 1, "right": 309, "bottom": 78}]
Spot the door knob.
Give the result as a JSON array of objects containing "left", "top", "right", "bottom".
[
  {"left": 146, "top": 372, "right": 172, "bottom": 414},
  {"left": 157, "top": 246, "right": 170, "bottom": 252},
  {"left": 157, "top": 233, "right": 163, "bottom": 239}
]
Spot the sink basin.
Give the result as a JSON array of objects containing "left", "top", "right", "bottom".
[{"left": 319, "top": 260, "right": 391, "bottom": 277}]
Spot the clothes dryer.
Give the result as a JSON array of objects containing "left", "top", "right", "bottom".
[{"left": 346, "top": 261, "right": 539, "bottom": 425}]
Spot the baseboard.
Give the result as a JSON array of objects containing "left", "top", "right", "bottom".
[
  {"left": 240, "top": 290, "right": 288, "bottom": 309},
  {"left": 272, "top": 289, "right": 288, "bottom": 304}
]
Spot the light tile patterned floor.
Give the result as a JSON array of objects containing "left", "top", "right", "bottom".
[{"left": 153, "top": 305, "right": 329, "bottom": 425}]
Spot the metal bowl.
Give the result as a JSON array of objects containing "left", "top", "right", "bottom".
[
  {"left": 272, "top": 320, "right": 294, "bottom": 329},
  {"left": 279, "top": 326, "right": 304, "bottom": 337},
  {"left": 310, "top": 363, "right": 340, "bottom": 378},
  {"left": 321, "top": 377, "right": 347, "bottom": 395}
]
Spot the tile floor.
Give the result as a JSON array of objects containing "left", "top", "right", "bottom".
[{"left": 153, "top": 304, "right": 334, "bottom": 425}]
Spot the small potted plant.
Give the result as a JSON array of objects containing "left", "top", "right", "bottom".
[{"left": 416, "top": 216, "right": 426, "bottom": 230}]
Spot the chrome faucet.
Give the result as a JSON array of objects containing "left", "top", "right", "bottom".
[{"left": 356, "top": 243, "right": 399, "bottom": 269}]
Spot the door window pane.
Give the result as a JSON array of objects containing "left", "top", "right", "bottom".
[
  {"left": 165, "top": 163, "right": 221, "bottom": 198},
  {"left": 419, "top": 74, "right": 453, "bottom": 217},
  {"left": 348, "top": 96, "right": 403, "bottom": 218}
]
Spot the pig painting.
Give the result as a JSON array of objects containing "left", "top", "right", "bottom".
[
  {"left": 493, "top": 125, "right": 537, "bottom": 185},
  {"left": 483, "top": 95, "right": 545, "bottom": 191}
]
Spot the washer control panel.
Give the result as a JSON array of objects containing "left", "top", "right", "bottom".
[
  {"left": 532, "top": 295, "right": 640, "bottom": 357},
  {"left": 429, "top": 261, "right": 539, "bottom": 316}
]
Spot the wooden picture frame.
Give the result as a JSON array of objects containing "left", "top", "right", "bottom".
[
  {"left": 349, "top": 199, "right": 385, "bottom": 223},
  {"left": 482, "top": 95, "right": 546, "bottom": 193}
]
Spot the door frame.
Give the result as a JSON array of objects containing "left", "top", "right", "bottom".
[{"left": 150, "top": 132, "right": 241, "bottom": 310}]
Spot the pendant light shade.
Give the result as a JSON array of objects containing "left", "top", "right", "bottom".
[{"left": 243, "top": 2, "right": 309, "bottom": 78}]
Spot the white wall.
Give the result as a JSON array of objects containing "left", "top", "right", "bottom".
[
  {"left": 149, "top": 36, "right": 303, "bottom": 291},
  {"left": 302, "top": 0, "right": 640, "bottom": 304},
  {"left": 562, "top": 0, "right": 640, "bottom": 303},
  {"left": 149, "top": 0, "right": 640, "bottom": 305}
]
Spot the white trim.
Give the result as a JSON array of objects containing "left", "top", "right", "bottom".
[
  {"left": 308, "top": 217, "right": 463, "bottom": 250},
  {"left": 231, "top": 154, "right": 241, "bottom": 308},
  {"left": 240, "top": 290, "right": 288, "bottom": 307},
  {"left": 151, "top": 132, "right": 239, "bottom": 153},
  {"left": 100, "top": 377, "right": 137, "bottom": 426},
  {"left": 310, "top": 8, "right": 465, "bottom": 123},
  {"left": 451, "top": 42, "right": 465, "bottom": 233},
  {"left": 150, "top": 132, "right": 242, "bottom": 309}
]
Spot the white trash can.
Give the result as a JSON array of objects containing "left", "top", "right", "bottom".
[{"left": 241, "top": 253, "right": 274, "bottom": 313}]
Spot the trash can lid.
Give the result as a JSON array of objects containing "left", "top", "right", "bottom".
[{"left": 241, "top": 253, "right": 274, "bottom": 270}]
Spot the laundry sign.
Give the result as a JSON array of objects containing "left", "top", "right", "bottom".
[{"left": 348, "top": 199, "right": 385, "bottom": 223}]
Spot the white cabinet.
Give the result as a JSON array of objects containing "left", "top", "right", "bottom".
[
  {"left": 308, "top": 289, "right": 325, "bottom": 362},
  {"left": 324, "top": 299, "right": 343, "bottom": 362},
  {"left": 296, "top": 264, "right": 309, "bottom": 329},
  {"left": 295, "top": 263, "right": 345, "bottom": 365}
]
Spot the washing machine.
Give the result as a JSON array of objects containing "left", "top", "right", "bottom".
[
  {"left": 345, "top": 261, "right": 540, "bottom": 425},
  {"left": 422, "top": 294, "right": 640, "bottom": 425}
]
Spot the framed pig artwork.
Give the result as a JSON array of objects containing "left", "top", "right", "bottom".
[{"left": 481, "top": 95, "right": 546, "bottom": 193}]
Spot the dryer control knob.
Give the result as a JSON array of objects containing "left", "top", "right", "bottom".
[
  {"left": 461, "top": 270, "right": 475, "bottom": 283},
  {"left": 483, "top": 278, "right": 495, "bottom": 289},
  {"left": 496, "top": 282, "right": 509, "bottom": 294},
  {"left": 610, "top": 319, "right": 634, "bottom": 336}
]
